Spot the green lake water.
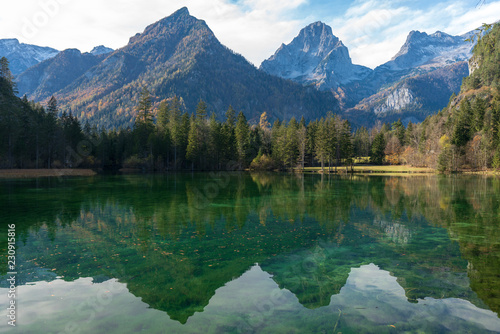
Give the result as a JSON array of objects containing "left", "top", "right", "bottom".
[{"left": 0, "top": 173, "right": 499, "bottom": 333}]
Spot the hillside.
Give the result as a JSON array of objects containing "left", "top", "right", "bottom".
[
  {"left": 16, "top": 49, "right": 104, "bottom": 101},
  {"left": 345, "top": 61, "right": 469, "bottom": 125},
  {"left": 17, "top": 8, "right": 339, "bottom": 128},
  {"left": 381, "top": 23, "right": 500, "bottom": 171},
  {"left": 0, "top": 39, "right": 58, "bottom": 75}
]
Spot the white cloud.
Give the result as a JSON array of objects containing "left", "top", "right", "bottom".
[
  {"left": 1, "top": 0, "right": 307, "bottom": 66},
  {"left": 1, "top": 0, "right": 499, "bottom": 69},
  {"left": 328, "top": 0, "right": 500, "bottom": 68}
]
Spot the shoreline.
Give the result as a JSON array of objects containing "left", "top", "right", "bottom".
[
  {"left": 0, "top": 169, "right": 97, "bottom": 178},
  {"left": 0, "top": 167, "right": 497, "bottom": 179}
]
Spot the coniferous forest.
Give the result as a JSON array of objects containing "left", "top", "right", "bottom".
[{"left": 0, "top": 23, "right": 499, "bottom": 172}]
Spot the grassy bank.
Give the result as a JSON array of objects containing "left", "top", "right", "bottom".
[
  {"left": 0, "top": 169, "right": 97, "bottom": 178},
  {"left": 302, "top": 165, "right": 435, "bottom": 174}
]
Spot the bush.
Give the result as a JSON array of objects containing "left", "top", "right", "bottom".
[
  {"left": 493, "top": 151, "right": 500, "bottom": 170},
  {"left": 250, "top": 154, "right": 276, "bottom": 170},
  {"left": 123, "top": 155, "right": 147, "bottom": 169}
]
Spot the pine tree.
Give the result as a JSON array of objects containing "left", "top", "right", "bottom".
[
  {"left": 340, "top": 120, "right": 353, "bottom": 170},
  {"left": 186, "top": 114, "right": 199, "bottom": 169},
  {"left": 235, "top": 111, "right": 249, "bottom": 168},
  {"left": 283, "top": 117, "right": 298, "bottom": 168},
  {"left": 353, "top": 126, "right": 370, "bottom": 161},
  {"left": 392, "top": 119, "right": 406, "bottom": 146},
  {"left": 47, "top": 96, "right": 58, "bottom": 115},
  {"left": 315, "top": 118, "right": 329, "bottom": 173},
  {"left": 0, "top": 57, "right": 16, "bottom": 94},
  {"left": 452, "top": 100, "right": 473, "bottom": 147},
  {"left": 44, "top": 102, "right": 59, "bottom": 168},
  {"left": 136, "top": 87, "right": 154, "bottom": 126},
  {"left": 472, "top": 97, "right": 486, "bottom": 133},
  {"left": 225, "top": 105, "right": 236, "bottom": 128},
  {"left": 134, "top": 88, "right": 155, "bottom": 160},
  {"left": 259, "top": 112, "right": 272, "bottom": 155},
  {"left": 297, "top": 122, "right": 307, "bottom": 170},
  {"left": 306, "top": 120, "right": 318, "bottom": 167},
  {"left": 371, "top": 131, "right": 386, "bottom": 165},
  {"left": 208, "top": 112, "right": 222, "bottom": 169},
  {"left": 185, "top": 100, "right": 209, "bottom": 169},
  {"left": 157, "top": 100, "right": 170, "bottom": 133},
  {"left": 168, "top": 96, "right": 183, "bottom": 169}
]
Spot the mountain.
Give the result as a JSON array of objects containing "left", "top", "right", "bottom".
[
  {"left": 90, "top": 45, "right": 114, "bottom": 56},
  {"left": 260, "top": 22, "right": 372, "bottom": 91},
  {"left": 17, "top": 7, "right": 339, "bottom": 128},
  {"left": 16, "top": 49, "right": 104, "bottom": 101},
  {"left": 343, "top": 30, "right": 474, "bottom": 125},
  {"left": 260, "top": 22, "right": 474, "bottom": 121},
  {"left": 346, "top": 61, "right": 469, "bottom": 125},
  {"left": 0, "top": 39, "right": 58, "bottom": 75},
  {"left": 381, "top": 30, "right": 473, "bottom": 71}
]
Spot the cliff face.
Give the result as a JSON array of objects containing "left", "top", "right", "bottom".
[
  {"left": 374, "top": 86, "right": 415, "bottom": 115},
  {"left": 348, "top": 61, "right": 469, "bottom": 125},
  {"left": 260, "top": 22, "right": 372, "bottom": 90}
]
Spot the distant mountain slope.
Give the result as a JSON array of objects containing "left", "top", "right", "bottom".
[
  {"left": 16, "top": 49, "right": 104, "bottom": 101},
  {"left": 261, "top": 22, "right": 475, "bottom": 122},
  {"left": 90, "top": 45, "right": 114, "bottom": 56},
  {"left": 382, "top": 30, "right": 473, "bottom": 71},
  {"left": 342, "top": 30, "right": 474, "bottom": 125},
  {"left": 17, "top": 8, "right": 339, "bottom": 128},
  {"left": 345, "top": 62, "right": 469, "bottom": 125},
  {"left": 0, "top": 39, "right": 58, "bottom": 75}
]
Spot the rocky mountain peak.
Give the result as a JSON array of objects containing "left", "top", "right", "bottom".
[
  {"left": 128, "top": 6, "right": 213, "bottom": 47},
  {"left": 260, "top": 21, "right": 371, "bottom": 91},
  {"left": 385, "top": 29, "right": 472, "bottom": 70},
  {"left": 90, "top": 45, "right": 114, "bottom": 56},
  {"left": 0, "top": 38, "right": 59, "bottom": 75},
  {"left": 294, "top": 22, "right": 340, "bottom": 58}
]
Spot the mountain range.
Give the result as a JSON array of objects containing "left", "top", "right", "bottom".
[
  {"left": 14, "top": 8, "right": 338, "bottom": 128},
  {"left": 0, "top": 38, "right": 58, "bottom": 75},
  {"left": 261, "top": 23, "right": 475, "bottom": 124},
  {"left": 5, "top": 7, "right": 478, "bottom": 128}
]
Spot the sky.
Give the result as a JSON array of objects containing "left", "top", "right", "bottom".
[{"left": 1, "top": 0, "right": 499, "bottom": 69}]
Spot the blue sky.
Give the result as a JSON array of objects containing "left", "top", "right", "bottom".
[{"left": 1, "top": 0, "right": 499, "bottom": 68}]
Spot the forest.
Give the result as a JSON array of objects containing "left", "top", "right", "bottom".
[{"left": 0, "top": 23, "right": 499, "bottom": 172}]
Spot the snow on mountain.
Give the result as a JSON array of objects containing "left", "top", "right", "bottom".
[
  {"left": 260, "top": 22, "right": 372, "bottom": 90},
  {"left": 0, "top": 39, "right": 59, "bottom": 75},
  {"left": 89, "top": 45, "right": 114, "bottom": 56},
  {"left": 379, "top": 30, "right": 473, "bottom": 71}
]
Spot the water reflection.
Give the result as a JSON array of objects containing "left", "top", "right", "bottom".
[
  {"left": 2, "top": 264, "right": 499, "bottom": 333},
  {"left": 0, "top": 173, "right": 499, "bottom": 333}
]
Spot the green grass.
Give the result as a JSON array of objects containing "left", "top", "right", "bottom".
[{"left": 301, "top": 165, "right": 435, "bottom": 174}]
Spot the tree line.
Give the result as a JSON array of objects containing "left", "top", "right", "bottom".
[{"left": 1, "top": 22, "right": 499, "bottom": 172}]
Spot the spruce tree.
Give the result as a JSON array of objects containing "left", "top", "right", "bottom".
[
  {"left": 235, "top": 111, "right": 249, "bottom": 168},
  {"left": 371, "top": 132, "right": 386, "bottom": 165},
  {"left": 315, "top": 118, "right": 329, "bottom": 173}
]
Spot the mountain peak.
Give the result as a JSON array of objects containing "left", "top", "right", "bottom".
[
  {"left": 90, "top": 45, "right": 114, "bottom": 56},
  {"left": 303, "top": 21, "right": 333, "bottom": 34},
  {"left": 260, "top": 21, "right": 371, "bottom": 91},
  {"left": 173, "top": 6, "right": 190, "bottom": 16},
  {"left": 384, "top": 29, "right": 473, "bottom": 71},
  {"left": 405, "top": 30, "right": 427, "bottom": 43},
  {"left": 297, "top": 21, "right": 339, "bottom": 49},
  {"left": 0, "top": 38, "right": 58, "bottom": 74},
  {"left": 128, "top": 6, "right": 212, "bottom": 46}
]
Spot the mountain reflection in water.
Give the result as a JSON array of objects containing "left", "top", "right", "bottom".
[{"left": 0, "top": 173, "right": 499, "bottom": 333}]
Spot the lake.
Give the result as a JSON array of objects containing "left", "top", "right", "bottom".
[{"left": 1, "top": 173, "right": 499, "bottom": 333}]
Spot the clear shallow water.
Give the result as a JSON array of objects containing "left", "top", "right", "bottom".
[{"left": 0, "top": 173, "right": 499, "bottom": 333}]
